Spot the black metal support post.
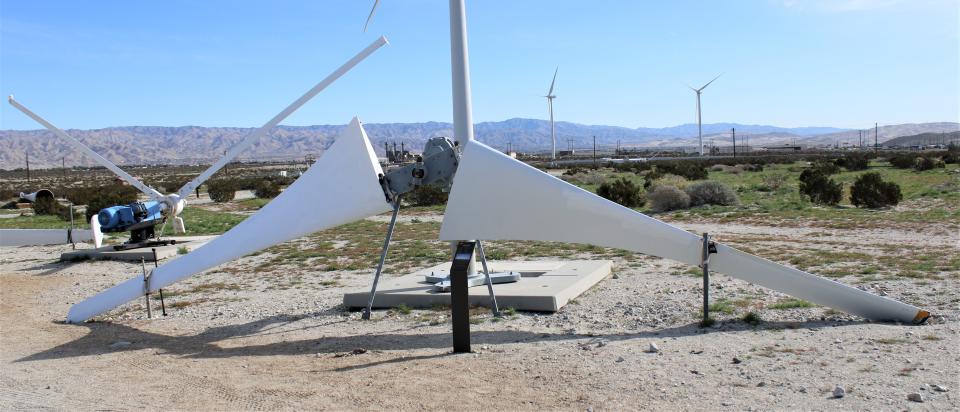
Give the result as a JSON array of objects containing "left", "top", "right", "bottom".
[
  {"left": 701, "top": 233, "right": 716, "bottom": 324},
  {"left": 450, "top": 241, "right": 476, "bottom": 353},
  {"left": 141, "top": 258, "right": 152, "bottom": 319},
  {"left": 152, "top": 248, "right": 166, "bottom": 316},
  {"left": 475, "top": 240, "right": 500, "bottom": 317},
  {"left": 362, "top": 196, "right": 402, "bottom": 320}
]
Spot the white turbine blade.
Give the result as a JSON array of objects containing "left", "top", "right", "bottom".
[
  {"left": 8, "top": 96, "right": 163, "bottom": 200},
  {"left": 547, "top": 66, "right": 558, "bottom": 96},
  {"left": 0, "top": 229, "right": 71, "bottom": 247},
  {"left": 697, "top": 73, "right": 723, "bottom": 92},
  {"left": 439, "top": 140, "right": 929, "bottom": 323},
  {"left": 176, "top": 36, "right": 389, "bottom": 199},
  {"left": 68, "top": 117, "right": 391, "bottom": 323},
  {"left": 363, "top": 0, "right": 381, "bottom": 32}
]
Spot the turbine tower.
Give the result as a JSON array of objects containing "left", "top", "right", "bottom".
[
  {"left": 545, "top": 67, "right": 558, "bottom": 162},
  {"left": 689, "top": 74, "right": 721, "bottom": 156}
]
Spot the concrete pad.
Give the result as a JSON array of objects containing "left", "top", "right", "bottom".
[
  {"left": 343, "top": 260, "right": 612, "bottom": 312},
  {"left": 60, "top": 236, "right": 216, "bottom": 262}
]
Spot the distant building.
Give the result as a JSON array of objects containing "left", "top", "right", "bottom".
[{"left": 759, "top": 145, "right": 803, "bottom": 152}]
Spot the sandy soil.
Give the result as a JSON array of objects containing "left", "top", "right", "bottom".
[{"left": 0, "top": 218, "right": 957, "bottom": 410}]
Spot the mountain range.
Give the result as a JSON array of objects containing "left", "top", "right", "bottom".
[{"left": 1, "top": 119, "right": 957, "bottom": 169}]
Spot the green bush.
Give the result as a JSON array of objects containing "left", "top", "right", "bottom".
[
  {"left": 648, "top": 185, "right": 690, "bottom": 212},
  {"left": 684, "top": 181, "right": 738, "bottom": 206},
  {"left": 887, "top": 154, "right": 916, "bottom": 169},
  {"left": 207, "top": 180, "right": 237, "bottom": 203},
  {"left": 253, "top": 180, "right": 281, "bottom": 199},
  {"left": 596, "top": 177, "right": 645, "bottom": 208},
  {"left": 835, "top": 153, "right": 870, "bottom": 171},
  {"left": 913, "top": 156, "right": 944, "bottom": 171},
  {"left": 850, "top": 172, "right": 902, "bottom": 208},
  {"left": 657, "top": 161, "right": 708, "bottom": 181},
  {"left": 798, "top": 169, "right": 842, "bottom": 205},
  {"left": 810, "top": 159, "right": 840, "bottom": 175},
  {"left": 405, "top": 184, "right": 448, "bottom": 206}
]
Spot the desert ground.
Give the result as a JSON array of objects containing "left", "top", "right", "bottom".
[{"left": 1, "top": 159, "right": 958, "bottom": 410}]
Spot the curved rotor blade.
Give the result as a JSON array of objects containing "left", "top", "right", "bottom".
[
  {"left": 176, "top": 36, "right": 390, "bottom": 199},
  {"left": 697, "top": 73, "right": 722, "bottom": 92},
  {"left": 8, "top": 96, "right": 163, "bottom": 200},
  {"left": 364, "top": 0, "right": 381, "bottom": 32},
  {"left": 547, "top": 66, "right": 558, "bottom": 96},
  {"left": 439, "top": 140, "right": 928, "bottom": 324},
  {"left": 68, "top": 117, "right": 391, "bottom": 323}
]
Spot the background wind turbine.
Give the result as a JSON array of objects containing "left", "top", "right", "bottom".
[
  {"left": 545, "top": 67, "right": 558, "bottom": 163},
  {"left": 689, "top": 73, "right": 721, "bottom": 156}
]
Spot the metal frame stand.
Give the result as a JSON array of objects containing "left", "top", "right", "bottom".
[
  {"left": 701, "top": 233, "right": 716, "bottom": 324},
  {"left": 152, "top": 248, "right": 166, "bottom": 316},
  {"left": 475, "top": 240, "right": 500, "bottom": 317},
  {"left": 141, "top": 258, "right": 152, "bottom": 319},
  {"left": 362, "top": 196, "right": 402, "bottom": 320}
]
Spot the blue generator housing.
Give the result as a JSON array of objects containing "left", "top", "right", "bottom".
[{"left": 97, "top": 201, "right": 164, "bottom": 233}]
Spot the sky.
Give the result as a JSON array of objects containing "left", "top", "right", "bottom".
[{"left": 1, "top": 0, "right": 958, "bottom": 131}]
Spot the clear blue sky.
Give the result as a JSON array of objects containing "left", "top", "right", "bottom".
[{"left": 1, "top": 0, "right": 957, "bottom": 130}]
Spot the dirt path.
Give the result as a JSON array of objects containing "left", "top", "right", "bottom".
[{"left": 1, "top": 221, "right": 957, "bottom": 410}]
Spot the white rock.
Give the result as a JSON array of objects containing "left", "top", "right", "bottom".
[
  {"left": 932, "top": 384, "right": 948, "bottom": 392},
  {"left": 646, "top": 343, "right": 660, "bottom": 353},
  {"left": 907, "top": 393, "right": 923, "bottom": 403}
]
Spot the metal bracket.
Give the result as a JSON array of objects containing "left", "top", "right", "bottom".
[{"left": 701, "top": 233, "right": 717, "bottom": 324}]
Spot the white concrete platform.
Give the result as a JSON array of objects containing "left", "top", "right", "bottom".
[
  {"left": 60, "top": 236, "right": 215, "bottom": 262},
  {"left": 343, "top": 260, "right": 612, "bottom": 312}
]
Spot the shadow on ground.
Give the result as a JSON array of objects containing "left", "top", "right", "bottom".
[{"left": 18, "top": 313, "right": 871, "bottom": 364}]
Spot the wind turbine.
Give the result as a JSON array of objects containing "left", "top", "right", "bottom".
[
  {"left": 545, "top": 67, "right": 558, "bottom": 163},
  {"left": 689, "top": 73, "right": 721, "bottom": 156},
  {"left": 68, "top": 2, "right": 928, "bottom": 343},
  {"left": 8, "top": 37, "right": 387, "bottom": 248}
]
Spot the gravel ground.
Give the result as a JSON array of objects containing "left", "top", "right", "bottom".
[{"left": 0, "top": 216, "right": 957, "bottom": 410}]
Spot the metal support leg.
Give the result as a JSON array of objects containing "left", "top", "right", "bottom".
[
  {"left": 475, "top": 240, "right": 501, "bottom": 317},
  {"left": 153, "top": 248, "right": 166, "bottom": 316},
  {"left": 701, "top": 233, "right": 711, "bottom": 324},
  {"left": 362, "top": 197, "right": 402, "bottom": 320},
  {"left": 141, "top": 258, "right": 152, "bottom": 319}
]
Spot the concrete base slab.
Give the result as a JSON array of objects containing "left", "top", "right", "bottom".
[
  {"left": 60, "top": 236, "right": 216, "bottom": 262},
  {"left": 343, "top": 260, "right": 612, "bottom": 312}
]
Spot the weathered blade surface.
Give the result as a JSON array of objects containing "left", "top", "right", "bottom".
[
  {"left": 439, "top": 140, "right": 928, "bottom": 323},
  {"left": 68, "top": 118, "right": 391, "bottom": 323}
]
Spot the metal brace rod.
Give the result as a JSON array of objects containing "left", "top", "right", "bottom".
[
  {"left": 475, "top": 240, "right": 500, "bottom": 317},
  {"left": 141, "top": 257, "right": 152, "bottom": 319},
  {"left": 152, "top": 248, "right": 166, "bottom": 316},
  {"left": 362, "top": 196, "right": 402, "bottom": 320}
]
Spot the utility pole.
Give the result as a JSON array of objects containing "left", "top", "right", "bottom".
[
  {"left": 62, "top": 157, "right": 67, "bottom": 180},
  {"left": 875, "top": 122, "right": 878, "bottom": 153},
  {"left": 732, "top": 128, "right": 736, "bottom": 158},
  {"left": 616, "top": 139, "right": 620, "bottom": 156},
  {"left": 26, "top": 152, "right": 30, "bottom": 184},
  {"left": 592, "top": 135, "right": 597, "bottom": 167}
]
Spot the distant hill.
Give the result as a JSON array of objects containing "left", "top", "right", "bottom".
[
  {"left": 882, "top": 131, "right": 960, "bottom": 147},
  {"left": 0, "top": 119, "right": 954, "bottom": 169}
]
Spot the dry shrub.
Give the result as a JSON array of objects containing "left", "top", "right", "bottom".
[
  {"left": 647, "top": 173, "right": 690, "bottom": 191},
  {"left": 685, "top": 181, "right": 738, "bottom": 206},
  {"left": 648, "top": 185, "right": 690, "bottom": 212},
  {"left": 760, "top": 173, "right": 787, "bottom": 192}
]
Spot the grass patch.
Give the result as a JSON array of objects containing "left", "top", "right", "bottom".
[{"left": 768, "top": 298, "right": 815, "bottom": 310}]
